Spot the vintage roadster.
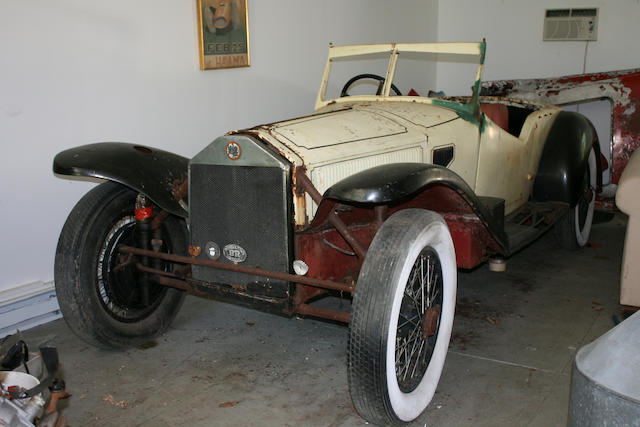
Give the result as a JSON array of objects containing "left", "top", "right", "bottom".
[{"left": 53, "top": 42, "right": 599, "bottom": 425}]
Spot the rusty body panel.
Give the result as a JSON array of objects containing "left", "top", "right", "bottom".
[
  {"left": 295, "top": 168, "right": 368, "bottom": 259},
  {"left": 482, "top": 68, "right": 640, "bottom": 185}
]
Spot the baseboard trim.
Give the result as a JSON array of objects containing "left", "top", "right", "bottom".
[{"left": 0, "top": 281, "right": 62, "bottom": 338}]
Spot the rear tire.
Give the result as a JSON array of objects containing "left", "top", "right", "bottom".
[
  {"left": 55, "top": 182, "right": 187, "bottom": 348},
  {"left": 555, "top": 149, "right": 597, "bottom": 249},
  {"left": 348, "top": 209, "right": 457, "bottom": 425}
]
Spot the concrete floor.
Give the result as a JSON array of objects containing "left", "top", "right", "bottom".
[{"left": 20, "top": 214, "right": 626, "bottom": 426}]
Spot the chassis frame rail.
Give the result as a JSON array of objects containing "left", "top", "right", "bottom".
[{"left": 119, "top": 246, "right": 355, "bottom": 294}]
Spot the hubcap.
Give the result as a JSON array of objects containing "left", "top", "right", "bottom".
[{"left": 395, "top": 247, "right": 444, "bottom": 393}]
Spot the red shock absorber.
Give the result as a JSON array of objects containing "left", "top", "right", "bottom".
[
  {"left": 135, "top": 194, "right": 154, "bottom": 221},
  {"left": 135, "top": 194, "right": 153, "bottom": 305}
]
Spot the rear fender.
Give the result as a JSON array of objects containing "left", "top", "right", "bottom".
[
  {"left": 533, "top": 111, "right": 602, "bottom": 207},
  {"left": 53, "top": 142, "right": 188, "bottom": 217}
]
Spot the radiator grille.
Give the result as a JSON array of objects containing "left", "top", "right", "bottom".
[{"left": 189, "top": 164, "right": 291, "bottom": 297}]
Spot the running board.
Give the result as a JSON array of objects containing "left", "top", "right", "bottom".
[{"left": 504, "top": 201, "right": 569, "bottom": 254}]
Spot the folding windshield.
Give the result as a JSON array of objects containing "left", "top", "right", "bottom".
[{"left": 315, "top": 42, "right": 486, "bottom": 110}]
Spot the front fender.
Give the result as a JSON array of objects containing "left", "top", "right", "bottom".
[
  {"left": 323, "top": 163, "right": 508, "bottom": 251},
  {"left": 53, "top": 142, "right": 188, "bottom": 218}
]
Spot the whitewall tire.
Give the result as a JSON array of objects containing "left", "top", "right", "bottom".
[{"left": 348, "top": 209, "right": 457, "bottom": 425}]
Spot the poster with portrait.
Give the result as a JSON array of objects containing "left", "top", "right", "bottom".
[{"left": 197, "top": 0, "right": 250, "bottom": 70}]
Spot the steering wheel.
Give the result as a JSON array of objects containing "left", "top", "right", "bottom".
[{"left": 340, "top": 73, "right": 402, "bottom": 97}]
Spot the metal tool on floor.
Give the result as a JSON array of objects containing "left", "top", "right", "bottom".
[{"left": 0, "top": 340, "right": 68, "bottom": 427}]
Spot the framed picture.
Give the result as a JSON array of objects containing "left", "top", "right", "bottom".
[{"left": 197, "top": 0, "right": 250, "bottom": 70}]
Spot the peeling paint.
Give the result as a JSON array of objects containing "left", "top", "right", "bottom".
[{"left": 482, "top": 69, "right": 640, "bottom": 184}]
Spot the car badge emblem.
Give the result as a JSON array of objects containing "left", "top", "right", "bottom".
[
  {"left": 223, "top": 244, "right": 247, "bottom": 263},
  {"left": 225, "top": 141, "right": 242, "bottom": 160}
]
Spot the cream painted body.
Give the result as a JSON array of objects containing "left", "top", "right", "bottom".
[
  {"left": 233, "top": 42, "right": 561, "bottom": 224},
  {"left": 475, "top": 106, "right": 560, "bottom": 214},
  {"left": 246, "top": 99, "right": 559, "bottom": 223},
  {"left": 248, "top": 102, "right": 475, "bottom": 222}
]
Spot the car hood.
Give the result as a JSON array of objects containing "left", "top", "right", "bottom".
[
  {"left": 252, "top": 102, "right": 460, "bottom": 167},
  {"left": 237, "top": 100, "right": 472, "bottom": 224}
]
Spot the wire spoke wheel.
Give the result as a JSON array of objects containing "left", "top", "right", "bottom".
[
  {"left": 395, "top": 248, "right": 443, "bottom": 393},
  {"left": 349, "top": 209, "right": 456, "bottom": 425}
]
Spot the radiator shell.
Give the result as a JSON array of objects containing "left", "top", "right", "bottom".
[{"left": 189, "top": 135, "right": 292, "bottom": 298}]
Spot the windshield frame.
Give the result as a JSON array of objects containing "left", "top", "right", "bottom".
[{"left": 314, "top": 41, "right": 486, "bottom": 113}]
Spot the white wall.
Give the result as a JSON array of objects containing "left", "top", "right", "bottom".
[
  {"left": 437, "top": 0, "right": 640, "bottom": 93},
  {"left": 0, "top": 0, "right": 438, "bottom": 294}
]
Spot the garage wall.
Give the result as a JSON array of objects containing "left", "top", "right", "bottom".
[
  {"left": 436, "top": 0, "right": 640, "bottom": 188},
  {"left": 0, "top": 0, "right": 438, "bottom": 298},
  {"left": 436, "top": 0, "right": 640, "bottom": 92}
]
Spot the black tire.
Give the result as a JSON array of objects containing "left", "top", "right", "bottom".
[
  {"left": 348, "top": 209, "right": 457, "bottom": 425},
  {"left": 54, "top": 182, "right": 187, "bottom": 348},
  {"left": 555, "top": 150, "right": 597, "bottom": 249}
]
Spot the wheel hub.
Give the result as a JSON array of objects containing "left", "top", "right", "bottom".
[{"left": 422, "top": 304, "right": 441, "bottom": 338}]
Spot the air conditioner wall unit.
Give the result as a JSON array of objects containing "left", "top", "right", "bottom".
[{"left": 543, "top": 8, "right": 598, "bottom": 41}]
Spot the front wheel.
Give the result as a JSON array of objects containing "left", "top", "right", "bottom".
[
  {"left": 55, "top": 182, "right": 187, "bottom": 348},
  {"left": 348, "top": 209, "right": 457, "bottom": 425}
]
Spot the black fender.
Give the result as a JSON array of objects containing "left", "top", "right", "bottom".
[
  {"left": 533, "top": 111, "right": 601, "bottom": 207},
  {"left": 323, "top": 163, "right": 508, "bottom": 251},
  {"left": 53, "top": 142, "right": 188, "bottom": 218}
]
